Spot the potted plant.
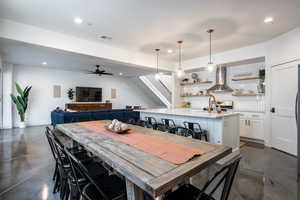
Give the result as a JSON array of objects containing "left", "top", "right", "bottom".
[
  {"left": 67, "top": 88, "right": 75, "bottom": 101},
  {"left": 10, "top": 83, "right": 32, "bottom": 128}
]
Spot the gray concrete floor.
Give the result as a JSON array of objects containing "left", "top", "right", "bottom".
[{"left": 0, "top": 126, "right": 298, "bottom": 200}]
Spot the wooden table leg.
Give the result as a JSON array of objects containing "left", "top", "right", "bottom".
[{"left": 126, "top": 179, "right": 144, "bottom": 200}]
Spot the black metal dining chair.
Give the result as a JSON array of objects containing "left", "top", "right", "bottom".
[
  {"left": 53, "top": 138, "right": 109, "bottom": 200},
  {"left": 64, "top": 147, "right": 127, "bottom": 200},
  {"left": 174, "top": 127, "right": 195, "bottom": 138},
  {"left": 163, "top": 157, "right": 241, "bottom": 200},
  {"left": 183, "top": 122, "right": 209, "bottom": 141},
  {"left": 46, "top": 126, "right": 89, "bottom": 195}
]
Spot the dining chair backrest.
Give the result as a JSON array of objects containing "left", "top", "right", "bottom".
[
  {"left": 64, "top": 147, "right": 109, "bottom": 200},
  {"left": 183, "top": 122, "right": 203, "bottom": 133},
  {"left": 175, "top": 127, "right": 195, "bottom": 138},
  {"left": 161, "top": 118, "right": 176, "bottom": 128},
  {"left": 196, "top": 156, "right": 241, "bottom": 200},
  {"left": 52, "top": 137, "right": 72, "bottom": 180},
  {"left": 45, "top": 127, "right": 58, "bottom": 161}
]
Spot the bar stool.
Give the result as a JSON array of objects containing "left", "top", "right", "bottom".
[
  {"left": 183, "top": 122, "right": 208, "bottom": 141},
  {"left": 174, "top": 127, "right": 195, "bottom": 138},
  {"left": 145, "top": 117, "right": 158, "bottom": 130},
  {"left": 158, "top": 118, "right": 177, "bottom": 133}
]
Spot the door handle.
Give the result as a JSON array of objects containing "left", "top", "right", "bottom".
[
  {"left": 270, "top": 107, "right": 275, "bottom": 113},
  {"left": 295, "top": 93, "right": 298, "bottom": 124}
]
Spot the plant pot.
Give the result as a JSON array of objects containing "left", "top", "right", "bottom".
[{"left": 19, "top": 121, "right": 27, "bottom": 128}]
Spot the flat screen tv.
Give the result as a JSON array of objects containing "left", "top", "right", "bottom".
[{"left": 76, "top": 87, "right": 102, "bottom": 102}]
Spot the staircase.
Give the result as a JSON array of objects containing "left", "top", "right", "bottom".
[{"left": 139, "top": 74, "right": 172, "bottom": 108}]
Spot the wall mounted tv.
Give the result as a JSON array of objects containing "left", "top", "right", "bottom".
[{"left": 76, "top": 87, "right": 102, "bottom": 102}]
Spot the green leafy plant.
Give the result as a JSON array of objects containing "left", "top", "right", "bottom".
[
  {"left": 67, "top": 88, "right": 75, "bottom": 100},
  {"left": 10, "top": 83, "right": 32, "bottom": 122}
]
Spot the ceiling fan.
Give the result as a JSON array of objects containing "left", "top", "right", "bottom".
[{"left": 87, "top": 65, "right": 113, "bottom": 76}]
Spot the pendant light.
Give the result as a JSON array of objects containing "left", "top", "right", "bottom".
[
  {"left": 176, "top": 40, "right": 185, "bottom": 77},
  {"left": 207, "top": 29, "right": 216, "bottom": 72},
  {"left": 154, "top": 48, "right": 161, "bottom": 80}
]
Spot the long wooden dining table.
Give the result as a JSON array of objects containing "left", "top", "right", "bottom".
[{"left": 56, "top": 120, "right": 232, "bottom": 200}]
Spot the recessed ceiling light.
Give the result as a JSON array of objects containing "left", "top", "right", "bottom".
[
  {"left": 167, "top": 49, "right": 173, "bottom": 53},
  {"left": 264, "top": 17, "right": 273, "bottom": 24},
  {"left": 74, "top": 17, "right": 83, "bottom": 24},
  {"left": 42, "top": 61, "right": 47, "bottom": 65},
  {"left": 119, "top": 72, "right": 123, "bottom": 76}
]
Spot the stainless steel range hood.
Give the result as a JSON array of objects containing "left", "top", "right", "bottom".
[{"left": 208, "top": 65, "right": 233, "bottom": 93}]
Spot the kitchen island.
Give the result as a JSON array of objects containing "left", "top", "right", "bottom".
[{"left": 139, "top": 108, "right": 240, "bottom": 163}]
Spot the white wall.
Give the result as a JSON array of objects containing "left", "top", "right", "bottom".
[
  {"left": 263, "top": 27, "right": 300, "bottom": 146},
  {"left": 265, "top": 27, "right": 300, "bottom": 66},
  {"left": 12, "top": 65, "right": 164, "bottom": 127},
  {"left": 181, "top": 42, "right": 266, "bottom": 70},
  {"left": 2, "top": 63, "right": 13, "bottom": 129},
  {"left": 0, "top": 56, "right": 3, "bottom": 128}
]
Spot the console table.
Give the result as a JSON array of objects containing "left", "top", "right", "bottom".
[{"left": 65, "top": 102, "right": 112, "bottom": 111}]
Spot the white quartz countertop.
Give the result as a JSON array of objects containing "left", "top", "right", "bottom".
[{"left": 138, "top": 108, "right": 239, "bottom": 119}]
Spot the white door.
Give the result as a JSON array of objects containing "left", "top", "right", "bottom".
[{"left": 271, "top": 62, "right": 298, "bottom": 156}]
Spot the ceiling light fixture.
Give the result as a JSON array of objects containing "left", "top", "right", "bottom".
[
  {"left": 167, "top": 49, "right": 173, "bottom": 53},
  {"left": 119, "top": 72, "right": 123, "bottom": 76},
  {"left": 42, "top": 61, "right": 47, "bottom": 65},
  {"left": 207, "top": 29, "right": 216, "bottom": 72},
  {"left": 176, "top": 40, "right": 185, "bottom": 78},
  {"left": 154, "top": 49, "right": 161, "bottom": 80},
  {"left": 74, "top": 17, "right": 83, "bottom": 24},
  {"left": 264, "top": 17, "right": 274, "bottom": 24}
]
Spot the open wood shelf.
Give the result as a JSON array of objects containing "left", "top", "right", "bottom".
[
  {"left": 232, "top": 93, "right": 264, "bottom": 96},
  {"left": 181, "top": 94, "right": 210, "bottom": 97},
  {"left": 180, "top": 81, "right": 213, "bottom": 86},
  {"left": 232, "top": 76, "right": 260, "bottom": 81}
]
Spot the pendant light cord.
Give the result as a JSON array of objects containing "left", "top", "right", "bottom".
[
  {"left": 177, "top": 40, "right": 183, "bottom": 69},
  {"left": 155, "top": 49, "right": 160, "bottom": 73},
  {"left": 209, "top": 31, "right": 212, "bottom": 63},
  {"left": 156, "top": 51, "right": 159, "bottom": 73}
]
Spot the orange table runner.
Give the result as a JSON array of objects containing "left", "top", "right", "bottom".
[{"left": 76, "top": 121, "right": 207, "bottom": 165}]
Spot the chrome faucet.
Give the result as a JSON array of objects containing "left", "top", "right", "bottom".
[{"left": 208, "top": 94, "right": 217, "bottom": 113}]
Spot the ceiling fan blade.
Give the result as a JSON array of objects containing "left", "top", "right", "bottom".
[{"left": 101, "top": 72, "right": 113, "bottom": 75}]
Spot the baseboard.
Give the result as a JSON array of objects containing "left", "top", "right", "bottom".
[{"left": 240, "top": 137, "right": 264, "bottom": 145}]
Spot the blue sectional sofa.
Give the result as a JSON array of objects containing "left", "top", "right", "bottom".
[{"left": 51, "top": 109, "right": 140, "bottom": 126}]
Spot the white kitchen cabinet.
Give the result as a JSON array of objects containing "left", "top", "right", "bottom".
[
  {"left": 240, "top": 119, "right": 249, "bottom": 137},
  {"left": 239, "top": 112, "right": 265, "bottom": 141},
  {"left": 249, "top": 119, "right": 264, "bottom": 140}
]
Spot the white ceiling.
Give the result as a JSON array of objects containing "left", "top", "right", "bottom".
[
  {"left": 0, "top": 38, "right": 169, "bottom": 77},
  {"left": 0, "top": 0, "right": 300, "bottom": 61}
]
